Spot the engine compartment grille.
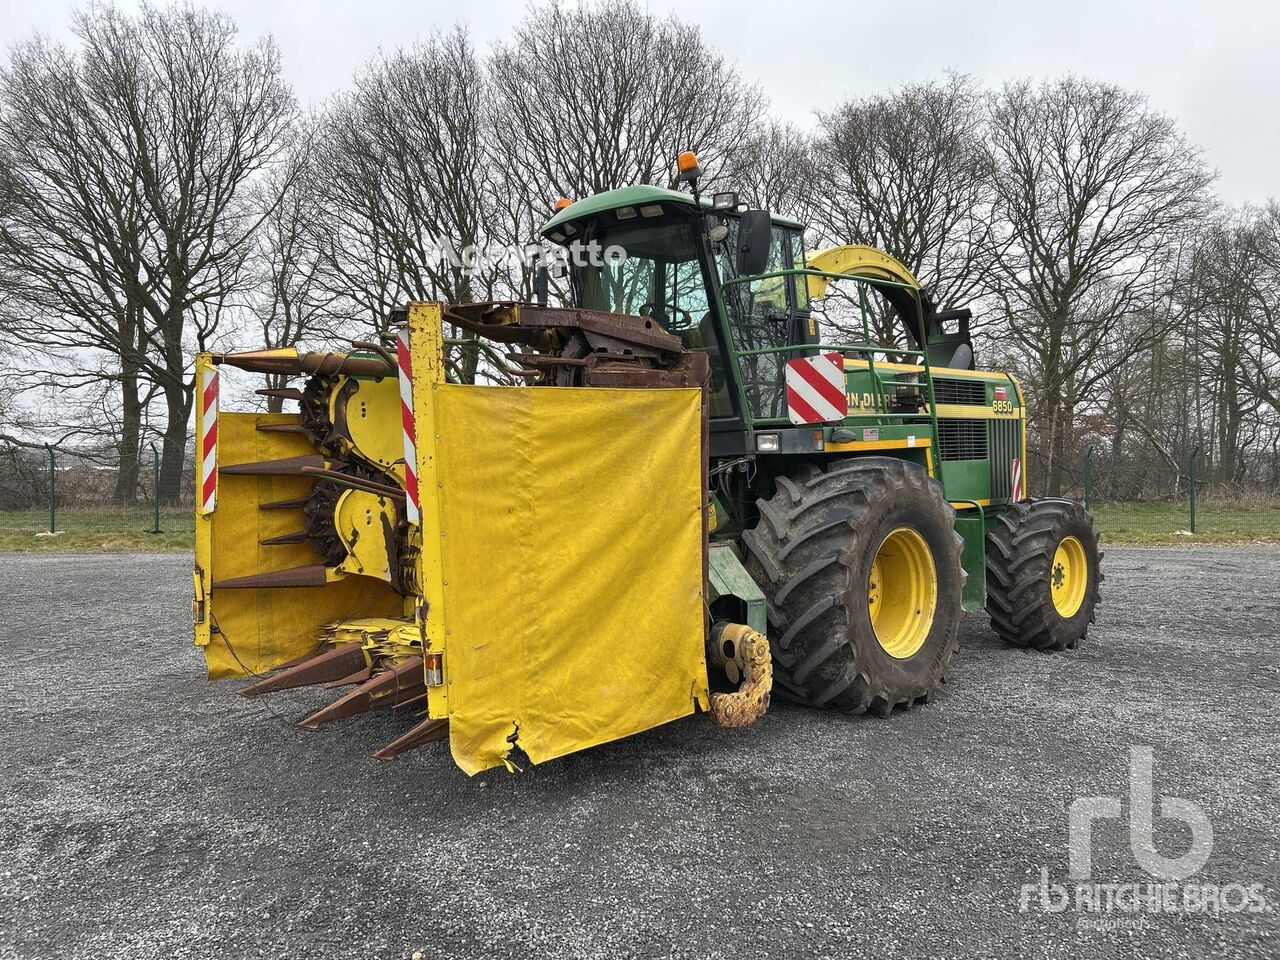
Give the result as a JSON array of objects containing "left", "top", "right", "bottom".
[
  {"left": 931, "top": 377, "right": 986, "bottom": 405},
  {"left": 938, "top": 418, "right": 988, "bottom": 461},
  {"left": 989, "top": 419, "right": 1021, "bottom": 498}
]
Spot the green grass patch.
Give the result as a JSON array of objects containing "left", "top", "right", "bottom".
[
  {"left": 1, "top": 501, "right": 1275, "bottom": 553},
  {"left": 1090, "top": 501, "right": 1280, "bottom": 544},
  {"left": 0, "top": 508, "right": 193, "bottom": 552}
]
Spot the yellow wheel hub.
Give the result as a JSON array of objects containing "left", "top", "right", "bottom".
[
  {"left": 1050, "top": 535, "right": 1088, "bottom": 618},
  {"left": 867, "top": 527, "right": 938, "bottom": 659}
]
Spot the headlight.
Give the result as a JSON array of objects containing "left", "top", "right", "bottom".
[{"left": 756, "top": 433, "right": 780, "bottom": 453}]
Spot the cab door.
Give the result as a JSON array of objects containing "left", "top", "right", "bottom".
[{"left": 718, "top": 221, "right": 809, "bottom": 423}]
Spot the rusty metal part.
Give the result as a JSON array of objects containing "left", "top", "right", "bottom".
[
  {"left": 446, "top": 302, "right": 684, "bottom": 355},
  {"left": 351, "top": 339, "right": 397, "bottom": 371},
  {"left": 502, "top": 335, "right": 708, "bottom": 389},
  {"left": 576, "top": 350, "right": 709, "bottom": 389},
  {"left": 389, "top": 682, "right": 427, "bottom": 706},
  {"left": 708, "top": 623, "right": 772, "bottom": 728},
  {"left": 300, "top": 375, "right": 339, "bottom": 452},
  {"left": 238, "top": 642, "right": 368, "bottom": 698},
  {"left": 300, "top": 466, "right": 406, "bottom": 500},
  {"left": 440, "top": 305, "right": 545, "bottom": 348},
  {"left": 259, "top": 530, "right": 308, "bottom": 546},
  {"left": 299, "top": 656, "right": 425, "bottom": 730},
  {"left": 323, "top": 665, "right": 374, "bottom": 689},
  {"left": 372, "top": 717, "right": 449, "bottom": 761},
  {"left": 220, "top": 454, "right": 327, "bottom": 477},
  {"left": 396, "top": 527, "right": 421, "bottom": 601},
  {"left": 319, "top": 377, "right": 356, "bottom": 452},
  {"left": 256, "top": 423, "right": 310, "bottom": 436},
  {"left": 257, "top": 387, "right": 304, "bottom": 403},
  {"left": 302, "top": 482, "right": 345, "bottom": 565},
  {"left": 212, "top": 564, "right": 335, "bottom": 590},
  {"left": 217, "top": 348, "right": 394, "bottom": 379},
  {"left": 506, "top": 352, "right": 584, "bottom": 370},
  {"left": 298, "top": 466, "right": 408, "bottom": 577}
]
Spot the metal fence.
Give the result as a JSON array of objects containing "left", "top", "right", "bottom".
[
  {"left": 1072, "top": 446, "right": 1279, "bottom": 542},
  {"left": 2, "top": 441, "right": 1276, "bottom": 547},
  {"left": 0, "top": 444, "right": 194, "bottom": 548}
]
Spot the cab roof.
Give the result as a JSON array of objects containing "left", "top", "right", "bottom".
[{"left": 539, "top": 184, "right": 803, "bottom": 235}]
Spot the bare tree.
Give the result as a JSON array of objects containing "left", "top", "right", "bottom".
[
  {"left": 489, "top": 0, "right": 763, "bottom": 198},
  {"left": 1189, "top": 217, "right": 1259, "bottom": 485},
  {"left": 722, "top": 121, "right": 818, "bottom": 223},
  {"left": 247, "top": 127, "right": 347, "bottom": 409},
  {"left": 811, "top": 74, "right": 999, "bottom": 344},
  {"left": 0, "top": 4, "right": 294, "bottom": 504},
  {"left": 1242, "top": 202, "right": 1280, "bottom": 416},
  {"left": 985, "top": 77, "right": 1211, "bottom": 494},
  {"left": 0, "top": 32, "right": 153, "bottom": 501},
  {"left": 313, "top": 27, "right": 496, "bottom": 381},
  {"left": 485, "top": 0, "right": 765, "bottom": 308},
  {"left": 98, "top": 5, "right": 295, "bottom": 503}
]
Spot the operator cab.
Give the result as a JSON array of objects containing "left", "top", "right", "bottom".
[
  {"left": 541, "top": 185, "right": 810, "bottom": 428},
  {"left": 538, "top": 153, "right": 976, "bottom": 457}
]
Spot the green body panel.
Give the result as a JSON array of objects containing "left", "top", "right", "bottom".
[
  {"left": 707, "top": 542, "right": 767, "bottom": 634},
  {"left": 543, "top": 185, "right": 695, "bottom": 233},
  {"left": 541, "top": 184, "right": 804, "bottom": 234},
  {"left": 953, "top": 514, "right": 988, "bottom": 612},
  {"left": 940, "top": 460, "right": 991, "bottom": 502}
]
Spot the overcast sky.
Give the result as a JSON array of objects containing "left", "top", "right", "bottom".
[{"left": 1, "top": 0, "right": 1275, "bottom": 207}]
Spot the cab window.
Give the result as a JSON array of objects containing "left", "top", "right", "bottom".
[
  {"left": 571, "top": 212, "right": 733, "bottom": 416},
  {"left": 789, "top": 229, "right": 810, "bottom": 313},
  {"left": 720, "top": 222, "right": 803, "bottom": 420}
]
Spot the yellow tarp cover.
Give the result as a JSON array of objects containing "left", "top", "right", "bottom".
[
  {"left": 198, "top": 412, "right": 401, "bottom": 679},
  {"left": 433, "top": 385, "right": 709, "bottom": 774}
]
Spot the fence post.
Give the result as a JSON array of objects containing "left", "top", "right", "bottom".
[
  {"left": 45, "top": 444, "right": 56, "bottom": 534},
  {"left": 1189, "top": 445, "right": 1201, "bottom": 534},
  {"left": 1083, "top": 446, "right": 1094, "bottom": 510},
  {"left": 150, "top": 442, "right": 161, "bottom": 534}
]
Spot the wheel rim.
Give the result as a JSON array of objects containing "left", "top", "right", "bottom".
[
  {"left": 1050, "top": 535, "right": 1088, "bottom": 618},
  {"left": 867, "top": 526, "right": 938, "bottom": 659}
]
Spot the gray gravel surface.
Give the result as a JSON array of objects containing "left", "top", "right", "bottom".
[{"left": 0, "top": 547, "right": 1277, "bottom": 959}]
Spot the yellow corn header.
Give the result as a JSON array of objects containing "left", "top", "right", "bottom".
[{"left": 193, "top": 301, "right": 771, "bottom": 773}]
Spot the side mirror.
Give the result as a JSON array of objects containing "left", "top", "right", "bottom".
[{"left": 736, "top": 209, "right": 772, "bottom": 276}]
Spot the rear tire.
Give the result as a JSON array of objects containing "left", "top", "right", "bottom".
[
  {"left": 742, "top": 458, "right": 964, "bottom": 715},
  {"left": 985, "top": 499, "right": 1103, "bottom": 650}
]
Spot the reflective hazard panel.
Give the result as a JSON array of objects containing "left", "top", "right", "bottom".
[{"left": 785, "top": 353, "right": 848, "bottom": 425}]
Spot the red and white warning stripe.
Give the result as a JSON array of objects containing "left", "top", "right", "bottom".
[
  {"left": 1011, "top": 457, "right": 1022, "bottom": 501},
  {"left": 199, "top": 367, "right": 218, "bottom": 514},
  {"left": 396, "top": 328, "right": 420, "bottom": 525},
  {"left": 785, "top": 352, "right": 848, "bottom": 425}
]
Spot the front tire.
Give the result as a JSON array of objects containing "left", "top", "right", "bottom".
[
  {"left": 742, "top": 458, "right": 964, "bottom": 715},
  {"left": 985, "top": 499, "right": 1103, "bottom": 650}
]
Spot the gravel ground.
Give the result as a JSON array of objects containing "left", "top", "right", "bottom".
[{"left": 0, "top": 546, "right": 1277, "bottom": 959}]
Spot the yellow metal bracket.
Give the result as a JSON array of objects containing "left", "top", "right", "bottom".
[
  {"left": 708, "top": 624, "right": 772, "bottom": 727},
  {"left": 803, "top": 245, "right": 922, "bottom": 300},
  {"left": 405, "top": 303, "right": 449, "bottom": 718},
  {"left": 334, "top": 489, "right": 399, "bottom": 582}
]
